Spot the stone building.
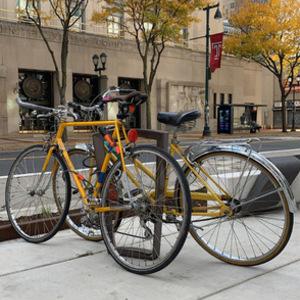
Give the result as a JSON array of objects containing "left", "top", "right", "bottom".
[{"left": 0, "top": 0, "right": 273, "bottom": 135}]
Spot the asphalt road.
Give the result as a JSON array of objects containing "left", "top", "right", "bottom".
[{"left": 1, "top": 137, "right": 300, "bottom": 177}]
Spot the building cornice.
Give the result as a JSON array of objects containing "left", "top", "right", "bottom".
[{"left": 0, "top": 20, "right": 137, "bottom": 53}]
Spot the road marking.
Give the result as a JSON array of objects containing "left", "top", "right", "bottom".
[
  {"left": 0, "top": 157, "right": 15, "bottom": 162},
  {"left": 261, "top": 148, "right": 300, "bottom": 155}
]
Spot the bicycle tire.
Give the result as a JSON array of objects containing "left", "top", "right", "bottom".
[
  {"left": 64, "top": 148, "right": 103, "bottom": 241},
  {"left": 5, "top": 145, "right": 71, "bottom": 243},
  {"left": 185, "top": 150, "right": 293, "bottom": 266},
  {"left": 100, "top": 145, "right": 191, "bottom": 274}
]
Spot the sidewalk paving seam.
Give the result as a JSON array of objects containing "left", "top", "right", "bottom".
[
  {"left": 197, "top": 258, "right": 300, "bottom": 300},
  {"left": 0, "top": 249, "right": 103, "bottom": 278}
]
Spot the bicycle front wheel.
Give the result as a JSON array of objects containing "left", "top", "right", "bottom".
[
  {"left": 100, "top": 145, "right": 191, "bottom": 274},
  {"left": 187, "top": 151, "right": 293, "bottom": 266},
  {"left": 5, "top": 145, "right": 71, "bottom": 243}
]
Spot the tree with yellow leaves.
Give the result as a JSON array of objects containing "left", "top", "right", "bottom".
[
  {"left": 23, "top": 0, "right": 88, "bottom": 105},
  {"left": 224, "top": 0, "right": 300, "bottom": 132},
  {"left": 92, "top": 0, "right": 208, "bottom": 128}
]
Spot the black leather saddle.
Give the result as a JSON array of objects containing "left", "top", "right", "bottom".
[{"left": 157, "top": 110, "right": 201, "bottom": 127}]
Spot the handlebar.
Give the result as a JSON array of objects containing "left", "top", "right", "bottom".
[
  {"left": 102, "top": 90, "right": 147, "bottom": 105},
  {"left": 68, "top": 89, "right": 148, "bottom": 121},
  {"left": 16, "top": 87, "right": 148, "bottom": 123},
  {"left": 16, "top": 98, "right": 79, "bottom": 121},
  {"left": 102, "top": 90, "right": 147, "bottom": 120},
  {"left": 16, "top": 97, "right": 53, "bottom": 112},
  {"left": 102, "top": 88, "right": 136, "bottom": 100},
  {"left": 67, "top": 101, "right": 105, "bottom": 113}
]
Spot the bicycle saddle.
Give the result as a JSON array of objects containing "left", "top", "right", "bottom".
[{"left": 157, "top": 110, "right": 201, "bottom": 127}]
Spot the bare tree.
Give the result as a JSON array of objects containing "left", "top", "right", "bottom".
[{"left": 25, "top": 0, "right": 88, "bottom": 104}]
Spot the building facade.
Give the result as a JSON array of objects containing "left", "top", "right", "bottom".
[
  {"left": 223, "top": 0, "right": 236, "bottom": 20},
  {"left": 222, "top": 0, "right": 300, "bottom": 129},
  {"left": 0, "top": 0, "right": 274, "bottom": 135}
]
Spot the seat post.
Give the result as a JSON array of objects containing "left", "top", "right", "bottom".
[{"left": 171, "top": 127, "right": 179, "bottom": 145}]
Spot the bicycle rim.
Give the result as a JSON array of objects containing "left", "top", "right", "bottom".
[
  {"left": 5, "top": 145, "right": 71, "bottom": 243},
  {"left": 187, "top": 151, "right": 293, "bottom": 266},
  {"left": 100, "top": 145, "right": 191, "bottom": 274}
]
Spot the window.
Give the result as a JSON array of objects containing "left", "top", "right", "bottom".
[
  {"left": 108, "top": 15, "right": 123, "bottom": 36},
  {"left": 143, "top": 21, "right": 153, "bottom": 32},
  {"left": 17, "top": 0, "right": 40, "bottom": 21},
  {"left": 220, "top": 93, "right": 225, "bottom": 105},
  {"left": 70, "top": 1, "right": 86, "bottom": 30},
  {"left": 180, "top": 28, "right": 188, "bottom": 46},
  {"left": 17, "top": 0, "right": 31, "bottom": 10},
  {"left": 228, "top": 93, "right": 232, "bottom": 104}
]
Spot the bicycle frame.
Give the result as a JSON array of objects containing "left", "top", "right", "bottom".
[
  {"left": 43, "top": 119, "right": 134, "bottom": 214},
  {"left": 169, "top": 136, "right": 296, "bottom": 215},
  {"left": 43, "top": 118, "right": 173, "bottom": 216},
  {"left": 169, "top": 140, "right": 234, "bottom": 217}
]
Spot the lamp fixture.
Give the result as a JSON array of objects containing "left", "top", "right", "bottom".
[{"left": 214, "top": 7, "right": 222, "bottom": 20}]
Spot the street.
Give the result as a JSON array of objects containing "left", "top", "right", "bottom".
[
  {"left": 2, "top": 136, "right": 300, "bottom": 176},
  {"left": 1, "top": 136, "right": 300, "bottom": 217}
]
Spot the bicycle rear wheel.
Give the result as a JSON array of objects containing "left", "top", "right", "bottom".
[
  {"left": 186, "top": 150, "right": 293, "bottom": 266},
  {"left": 5, "top": 145, "right": 71, "bottom": 243},
  {"left": 65, "top": 148, "right": 102, "bottom": 241},
  {"left": 100, "top": 145, "right": 191, "bottom": 274}
]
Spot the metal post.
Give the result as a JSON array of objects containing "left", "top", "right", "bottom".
[
  {"left": 288, "top": 75, "right": 300, "bottom": 132},
  {"left": 98, "top": 70, "right": 102, "bottom": 97},
  {"left": 203, "top": 6, "right": 211, "bottom": 137},
  {"left": 202, "top": 3, "right": 220, "bottom": 137},
  {"left": 188, "top": 4, "right": 221, "bottom": 137},
  {"left": 292, "top": 86, "right": 296, "bottom": 131}
]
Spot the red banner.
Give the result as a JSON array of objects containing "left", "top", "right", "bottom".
[{"left": 210, "top": 32, "right": 223, "bottom": 73}]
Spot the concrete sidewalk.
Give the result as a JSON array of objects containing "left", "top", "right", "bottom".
[{"left": 0, "top": 209, "right": 299, "bottom": 300}]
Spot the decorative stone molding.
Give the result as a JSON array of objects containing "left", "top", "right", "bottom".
[
  {"left": 0, "top": 20, "right": 39, "bottom": 39},
  {"left": 167, "top": 81, "right": 205, "bottom": 113},
  {"left": 0, "top": 20, "right": 137, "bottom": 52}
]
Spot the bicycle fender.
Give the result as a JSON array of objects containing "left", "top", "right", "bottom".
[{"left": 189, "top": 143, "right": 297, "bottom": 213}]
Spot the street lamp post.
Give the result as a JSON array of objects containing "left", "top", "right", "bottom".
[
  {"left": 202, "top": 3, "right": 222, "bottom": 137},
  {"left": 288, "top": 74, "right": 300, "bottom": 132},
  {"left": 92, "top": 52, "right": 107, "bottom": 98}
]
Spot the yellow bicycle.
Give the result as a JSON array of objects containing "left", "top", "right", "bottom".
[
  {"left": 55, "top": 91, "right": 296, "bottom": 267},
  {"left": 63, "top": 91, "right": 296, "bottom": 267},
  {"left": 157, "top": 110, "right": 296, "bottom": 266},
  {"left": 5, "top": 93, "right": 192, "bottom": 274}
]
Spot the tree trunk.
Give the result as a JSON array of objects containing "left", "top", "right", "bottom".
[
  {"left": 144, "top": 85, "right": 152, "bottom": 129},
  {"left": 60, "top": 29, "right": 69, "bottom": 105},
  {"left": 146, "top": 93, "right": 151, "bottom": 129}
]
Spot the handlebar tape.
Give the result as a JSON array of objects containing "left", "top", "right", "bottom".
[
  {"left": 16, "top": 98, "right": 53, "bottom": 112},
  {"left": 66, "top": 101, "right": 81, "bottom": 110}
]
